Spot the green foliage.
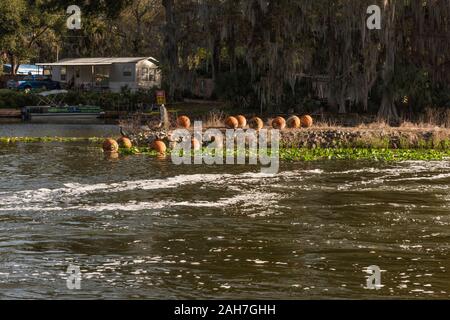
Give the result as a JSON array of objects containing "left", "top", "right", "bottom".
[
  {"left": 0, "top": 88, "right": 157, "bottom": 110},
  {"left": 0, "top": 137, "right": 104, "bottom": 144},
  {"left": 0, "top": 89, "right": 38, "bottom": 108},
  {"left": 214, "top": 68, "right": 255, "bottom": 108},
  {"left": 279, "top": 148, "right": 450, "bottom": 162},
  {"left": 118, "top": 147, "right": 450, "bottom": 162},
  {"left": 0, "top": 0, "right": 62, "bottom": 71}
]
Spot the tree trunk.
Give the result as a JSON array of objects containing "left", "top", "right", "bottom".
[
  {"left": 9, "top": 53, "right": 17, "bottom": 75},
  {"left": 377, "top": 0, "right": 399, "bottom": 123},
  {"left": 162, "top": 0, "right": 179, "bottom": 98},
  {"left": 228, "top": 25, "right": 236, "bottom": 73},
  {"left": 212, "top": 35, "right": 221, "bottom": 82}
]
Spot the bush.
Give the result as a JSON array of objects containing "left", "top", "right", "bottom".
[
  {"left": 0, "top": 88, "right": 158, "bottom": 110},
  {"left": 0, "top": 89, "right": 38, "bottom": 108}
]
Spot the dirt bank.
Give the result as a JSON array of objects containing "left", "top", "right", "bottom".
[{"left": 280, "top": 127, "right": 450, "bottom": 149}]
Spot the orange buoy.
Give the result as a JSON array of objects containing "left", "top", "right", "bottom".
[
  {"left": 272, "top": 116, "right": 286, "bottom": 130},
  {"left": 286, "top": 116, "right": 301, "bottom": 129},
  {"left": 301, "top": 115, "right": 313, "bottom": 128},
  {"left": 102, "top": 138, "right": 119, "bottom": 153},
  {"left": 192, "top": 138, "right": 201, "bottom": 151},
  {"left": 117, "top": 137, "right": 132, "bottom": 149},
  {"left": 151, "top": 140, "right": 167, "bottom": 154},
  {"left": 236, "top": 115, "right": 247, "bottom": 128},
  {"left": 225, "top": 116, "right": 239, "bottom": 129},
  {"left": 177, "top": 115, "right": 191, "bottom": 129},
  {"left": 248, "top": 117, "right": 264, "bottom": 131}
]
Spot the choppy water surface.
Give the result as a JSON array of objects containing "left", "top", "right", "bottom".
[{"left": 1, "top": 125, "right": 450, "bottom": 299}]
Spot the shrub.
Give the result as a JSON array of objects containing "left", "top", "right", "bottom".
[
  {"left": 0, "top": 89, "right": 38, "bottom": 108},
  {"left": 0, "top": 88, "right": 158, "bottom": 110}
]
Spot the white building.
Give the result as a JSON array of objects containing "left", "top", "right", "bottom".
[{"left": 36, "top": 57, "right": 161, "bottom": 92}]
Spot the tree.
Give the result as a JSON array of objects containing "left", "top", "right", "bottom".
[{"left": 0, "top": 0, "right": 62, "bottom": 74}]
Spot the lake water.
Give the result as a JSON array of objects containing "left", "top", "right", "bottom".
[{"left": 1, "top": 123, "right": 450, "bottom": 299}]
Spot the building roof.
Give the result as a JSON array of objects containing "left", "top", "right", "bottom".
[{"left": 36, "top": 57, "right": 158, "bottom": 66}]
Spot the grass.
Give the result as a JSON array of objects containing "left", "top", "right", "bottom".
[
  {"left": 118, "top": 146, "right": 450, "bottom": 162},
  {"left": 0, "top": 137, "right": 104, "bottom": 143},
  {"left": 279, "top": 148, "right": 450, "bottom": 161},
  {"left": 2, "top": 135, "right": 450, "bottom": 162}
]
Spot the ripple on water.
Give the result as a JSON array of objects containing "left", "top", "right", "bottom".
[{"left": 1, "top": 144, "right": 450, "bottom": 299}]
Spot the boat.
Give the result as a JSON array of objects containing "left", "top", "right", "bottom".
[
  {"left": 22, "top": 90, "right": 104, "bottom": 121},
  {"left": 23, "top": 105, "right": 104, "bottom": 121}
]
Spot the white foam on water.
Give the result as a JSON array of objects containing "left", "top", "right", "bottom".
[
  {"left": 334, "top": 161, "right": 450, "bottom": 176},
  {"left": 0, "top": 185, "right": 284, "bottom": 214},
  {"left": 0, "top": 173, "right": 235, "bottom": 207},
  {"left": 0, "top": 168, "right": 308, "bottom": 212},
  {"left": 2, "top": 162, "right": 450, "bottom": 214}
]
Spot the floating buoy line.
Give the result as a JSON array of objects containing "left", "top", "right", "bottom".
[{"left": 102, "top": 114, "right": 315, "bottom": 156}]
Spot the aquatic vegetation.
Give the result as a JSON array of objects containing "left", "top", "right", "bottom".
[
  {"left": 279, "top": 148, "right": 450, "bottom": 162},
  {"left": 117, "top": 146, "right": 450, "bottom": 162},
  {"left": 0, "top": 137, "right": 104, "bottom": 144},
  {"left": 2, "top": 135, "right": 449, "bottom": 162}
]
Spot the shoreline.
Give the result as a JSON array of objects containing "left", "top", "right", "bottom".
[
  {"left": 2, "top": 132, "right": 450, "bottom": 162},
  {"left": 2, "top": 127, "right": 450, "bottom": 149}
]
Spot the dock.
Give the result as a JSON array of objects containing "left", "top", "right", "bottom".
[{"left": 0, "top": 109, "right": 22, "bottom": 118}]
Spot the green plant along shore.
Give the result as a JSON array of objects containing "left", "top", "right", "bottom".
[
  {"left": 0, "top": 137, "right": 104, "bottom": 143},
  {"left": 2, "top": 136, "right": 450, "bottom": 161},
  {"left": 120, "top": 146, "right": 450, "bottom": 162}
]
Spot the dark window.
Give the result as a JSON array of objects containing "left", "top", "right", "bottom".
[
  {"left": 123, "top": 66, "right": 132, "bottom": 77},
  {"left": 61, "top": 67, "right": 67, "bottom": 81}
]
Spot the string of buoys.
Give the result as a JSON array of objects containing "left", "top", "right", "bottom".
[
  {"left": 117, "top": 137, "right": 132, "bottom": 149},
  {"left": 236, "top": 115, "right": 247, "bottom": 128},
  {"left": 225, "top": 116, "right": 239, "bottom": 129},
  {"left": 151, "top": 139, "right": 167, "bottom": 154},
  {"left": 272, "top": 116, "right": 286, "bottom": 130},
  {"left": 287, "top": 116, "right": 301, "bottom": 129},
  {"left": 177, "top": 115, "right": 191, "bottom": 129},
  {"left": 102, "top": 138, "right": 119, "bottom": 153},
  {"left": 248, "top": 117, "right": 264, "bottom": 131},
  {"left": 102, "top": 114, "right": 314, "bottom": 155},
  {"left": 175, "top": 114, "right": 313, "bottom": 131},
  {"left": 301, "top": 115, "right": 314, "bottom": 128}
]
